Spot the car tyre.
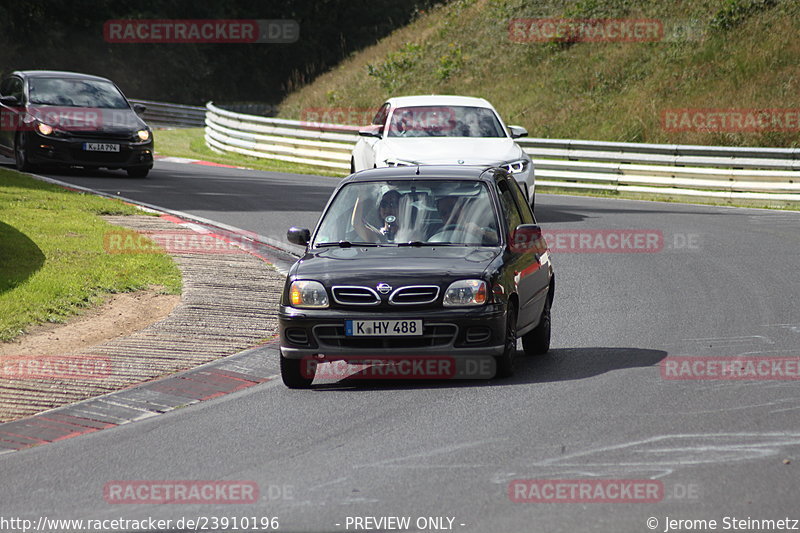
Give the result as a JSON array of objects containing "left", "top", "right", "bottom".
[
  {"left": 522, "top": 297, "right": 551, "bottom": 356},
  {"left": 127, "top": 166, "right": 150, "bottom": 178},
  {"left": 530, "top": 191, "right": 536, "bottom": 212},
  {"left": 280, "top": 352, "right": 315, "bottom": 389},
  {"left": 14, "top": 133, "right": 34, "bottom": 172},
  {"left": 350, "top": 158, "right": 356, "bottom": 174},
  {"left": 494, "top": 306, "right": 518, "bottom": 378}
]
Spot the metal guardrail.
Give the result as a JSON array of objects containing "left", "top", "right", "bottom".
[
  {"left": 204, "top": 101, "right": 800, "bottom": 202},
  {"left": 130, "top": 99, "right": 206, "bottom": 128}
]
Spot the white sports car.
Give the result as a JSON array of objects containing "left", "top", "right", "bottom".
[{"left": 351, "top": 95, "right": 536, "bottom": 208}]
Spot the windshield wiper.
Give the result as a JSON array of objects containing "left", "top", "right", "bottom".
[
  {"left": 397, "top": 241, "right": 453, "bottom": 247},
  {"left": 315, "top": 241, "right": 379, "bottom": 248}
]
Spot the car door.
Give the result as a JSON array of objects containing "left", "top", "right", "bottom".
[
  {"left": 497, "top": 174, "right": 548, "bottom": 331},
  {"left": 0, "top": 76, "right": 24, "bottom": 153},
  {"left": 352, "top": 102, "right": 389, "bottom": 171}
]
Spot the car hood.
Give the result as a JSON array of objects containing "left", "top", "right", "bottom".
[
  {"left": 26, "top": 105, "right": 146, "bottom": 134},
  {"left": 381, "top": 137, "right": 524, "bottom": 165},
  {"left": 293, "top": 246, "right": 501, "bottom": 286}
]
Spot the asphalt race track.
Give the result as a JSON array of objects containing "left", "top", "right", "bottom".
[{"left": 2, "top": 159, "right": 800, "bottom": 532}]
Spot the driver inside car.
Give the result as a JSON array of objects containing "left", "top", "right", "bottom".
[{"left": 352, "top": 189, "right": 402, "bottom": 242}]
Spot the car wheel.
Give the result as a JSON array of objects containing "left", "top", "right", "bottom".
[
  {"left": 14, "top": 134, "right": 34, "bottom": 172},
  {"left": 350, "top": 158, "right": 356, "bottom": 174},
  {"left": 127, "top": 166, "right": 150, "bottom": 178},
  {"left": 280, "top": 352, "right": 315, "bottom": 389},
  {"left": 522, "top": 296, "right": 551, "bottom": 356},
  {"left": 494, "top": 306, "right": 517, "bottom": 378},
  {"left": 530, "top": 191, "right": 536, "bottom": 212}
]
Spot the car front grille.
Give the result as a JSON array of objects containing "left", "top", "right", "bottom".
[
  {"left": 332, "top": 286, "right": 381, "bottom": 306},
  {"left": 69, "top": 149, "right": 129, "bottom": 163},
  {"left": 389, "top": 285, "right": 440, "bottom": 305},
  {"left": 332, "top": 285, "right": 442, "bottom": 307},
  {"left": 313, "top": 323, "right": 457, "bottom": 349}
]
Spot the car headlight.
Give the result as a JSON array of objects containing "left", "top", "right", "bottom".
[
  {"left": 36, "top": 122, "right": 54, "bottom": 136},
  {"left": 502, "top": 159, "right": 529, "bottom": 174},
  {"left": 136, "top": 129, "right": 150, "bottom": 142},
  {"left": 384, "top": 158, "right": 416, "bottom": 167},
  {"left": 443, "top": 279, "right": 488, "bottom": 307},
  {"left": 289, "top": 280, "right": 329, "bottom": 309}
]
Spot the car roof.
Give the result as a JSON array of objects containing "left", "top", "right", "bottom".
[
  {"left": 343, "top": 165, "right": 501, "bottom": 184},
  {"left": 384, "top": 95, "right": 495, "bottom": 109},
  {"left": 11, "top": 70, "right": 113, "bottom": 83}
]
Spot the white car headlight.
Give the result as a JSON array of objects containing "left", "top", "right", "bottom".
[
  {"left": 443, "top": 279, "right": 488, "bottom": 307},
  {"left": 502, "top": 159, "right": 530, "bottom": 174},
  {"left": 136, "top": 129, "right": 150, "bottom": 142},
  {"left": 289, "top": 280, "right": 329, "bottom": 308}
]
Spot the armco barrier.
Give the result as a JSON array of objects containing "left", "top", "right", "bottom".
[
  {"left": 130, "top": 99, "right": 206, "bottom": 128},
  {"left": 204, "top": 101, "right": 800, "bottom": 202}
]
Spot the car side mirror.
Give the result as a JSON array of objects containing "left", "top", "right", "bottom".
[
  {"left": 510, "top": 224, "right": 546, "bottom": 254},
  {"left": 358, "top": 126, "right": 382, "bottom": 139},
  {"left": 508, "top": 125, "right": 528, "bottom": 139},
  {"left": 133, "top": 104, "right": 147, "bottom": 114},
  {"left": 287, "top": 227, "right": 311, "bottom": 246},
  {"left": 0, "top": 95, "right": 19, "bottom": 106}
]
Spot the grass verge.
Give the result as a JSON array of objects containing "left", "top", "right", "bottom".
[
  {"left": 0, "top": 168, "right": 182, "bottom": 342},
  {"left": 154, "top": 128, "right": 346, "bottom": 177}
]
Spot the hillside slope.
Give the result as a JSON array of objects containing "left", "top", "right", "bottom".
[{"left": 279, "top": 0, "right": 800, "bottom": 147}]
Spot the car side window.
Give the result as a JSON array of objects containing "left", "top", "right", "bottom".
[
  {"left": 1, "top": 77, "right": 23, "bottom": 101},
  {"left": 507, "top": 176, "right": 535, "bottom": 224},
  {"left": 497, "top": 179, "right": 523, "bottom": 238},
  {"left": 372, "top": 103, "right": 389, "bottom": 126}
]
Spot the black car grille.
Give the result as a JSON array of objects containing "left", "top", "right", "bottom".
[
  {"left": 69, "top": 130, "right": 134, "bottom": 140},
  {"left": 69, "top": 149, "right": 129, "bottom": 163},
  {"left": 332, "top": 285, "right": 442, "bottom": 307},
  {"left": 332, "top": 286, "right": 380, "bottom": 306},
  {"left": 313, "top": 323, "right": 457, "bottom": 349},
  {"left": 389, "top": 285, "right": 440, "bottom": 305}
]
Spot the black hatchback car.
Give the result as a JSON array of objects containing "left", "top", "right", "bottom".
[
  {"left": 0, "top": 70, "right": 153, "bottom": 177},
  {"left": 279, "top": 165, "right": 554, "bottom": 388}
]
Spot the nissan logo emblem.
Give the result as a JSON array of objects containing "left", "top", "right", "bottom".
[{"left": 376, "top": 283, "right": 392, "bottom": 294}]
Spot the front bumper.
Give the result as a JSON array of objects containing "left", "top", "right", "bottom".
[
  {"left": 279, "top": 303, "right": 506, "bottom": 358},
  {"left": 25, "top": 131, "right": 153, "bottom": 170}
]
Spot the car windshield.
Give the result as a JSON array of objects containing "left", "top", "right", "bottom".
[
  {"left": 314, "top": 179, "right": 500, "bottom": 246},
  {"left": 28, "top": 78, "right": 129, "bottom": 108},
  {"left": 387, "top": 105, "right": 506, "bottom": 138}
]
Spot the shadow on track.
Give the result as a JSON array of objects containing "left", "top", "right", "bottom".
[{"left": 305, "top": 347, "right": 667, "bottom": 391}]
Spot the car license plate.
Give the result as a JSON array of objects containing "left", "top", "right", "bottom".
[
  {"left": 83, "top": 143, "right": 120, "bottom": 152},
  {"left": 345, "top": 319, "right": 422, "bottom": 336}
]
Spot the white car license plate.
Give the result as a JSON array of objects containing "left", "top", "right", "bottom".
[
  {"left": 345, "top": 319, "right": 422, "bottom": 336},
  {"left": 83, "top": 143, "right": 120, "bottom": 152}
]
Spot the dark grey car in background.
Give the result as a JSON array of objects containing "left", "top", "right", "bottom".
[{"left": 0, "top": 70, "right": 153, "bottom": 177}]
